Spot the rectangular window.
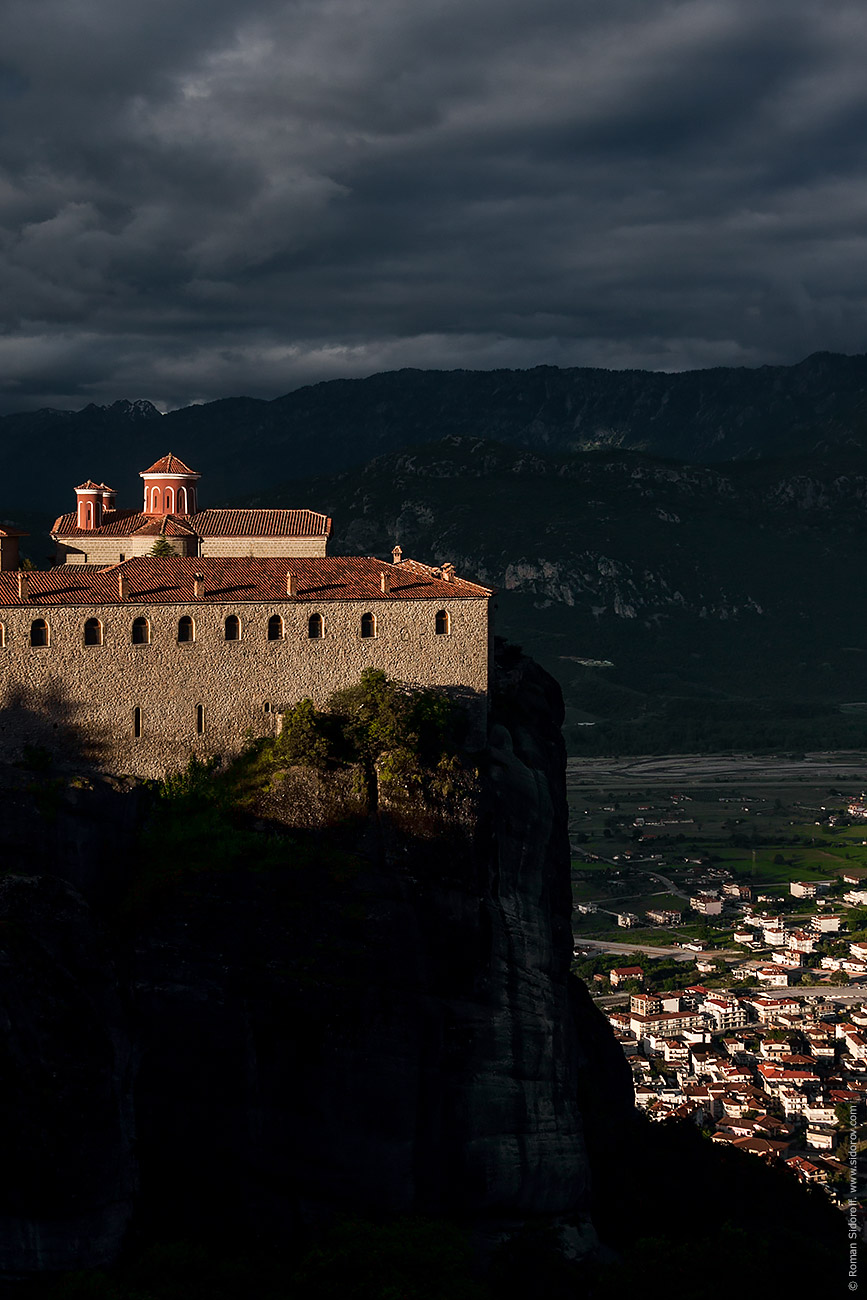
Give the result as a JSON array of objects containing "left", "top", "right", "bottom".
[
  {"left": 196, "top": 704, "right": 205, "bottom": 735},
  {"left": 134, "top": 706, "right": 142, "bottom": 738}
]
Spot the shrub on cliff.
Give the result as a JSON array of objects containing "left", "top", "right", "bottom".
[
  {"left": 153, "top": 672, "right": 468, "bottom": 828},
  {"left": 327, "top": 667, "right": 465, "bottom": 787},
  {"left": 273, "top": 697, "right": 331, "bottom": 768},
  {"left": 263, "top": 669, "right": 467, "bottom": 796}
]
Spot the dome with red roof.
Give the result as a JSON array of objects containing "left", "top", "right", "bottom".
[{"left": 139, "top": 452, "right": 201, "bottom": 515}]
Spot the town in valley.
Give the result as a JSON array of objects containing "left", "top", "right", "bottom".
[{"left": 571, "top": 752, "right": 867, "bottom": 1210}]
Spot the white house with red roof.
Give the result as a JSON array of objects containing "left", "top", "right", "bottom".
[
  {"left": 52, "top": 453, "right": 333, "bottom": 565},
  {"left": 756, "top": 967, "right": 790, "bottom": 987}
]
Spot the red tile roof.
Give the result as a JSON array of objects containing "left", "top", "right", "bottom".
[
  {"left": 141, "top": 453, "right": 197, "bottom": 475},
  {"left": 731, "top": 1136, "right": 790, "bottom": 1156},
  {"left": 0, "top": 556, "right": 494, "bottom": 607},
  {"left": 192, "top": 509, "right": 332, "bottom": 538},
  {"left": 52, "top": 511, "right": 200, "bottom": 538},
  {"left": 52, "top": 507, "right": 331, "bottom": 540}
]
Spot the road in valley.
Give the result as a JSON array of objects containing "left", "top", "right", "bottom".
[{"left": 575, "top": 938, "right": 739, "bottom": 961}]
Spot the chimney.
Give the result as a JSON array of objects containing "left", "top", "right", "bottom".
[
  {"left": 392, "top": 544, "right": 402, "bottom": 564},
  {"left": 118, "top": 572, "right": 128, "bottom": 600},
  {"left": 17, "top": 572, "right": 28, "bottom": 601},
  {"left": 194, "top": 572, "right": 204, "bottom": 599},
  {"left": 380, "top": 571, "right": 390, "bottom": 594},
  {"left": 286, "top": 571, "right": 295, "bottom": 596},
  {"left": 442, "top": 562, "right": 455, "bottom": 582}
]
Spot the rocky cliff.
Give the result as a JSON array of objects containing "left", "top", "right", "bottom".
[{"left": 0, "top": 651, "right": 632, "bottom": 1281}]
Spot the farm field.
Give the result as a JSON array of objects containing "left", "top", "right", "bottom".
[
  {"left": 567, "top": 750, "right": 867, "bottom": 941},
  {"left": 572, "top": 885, "right": 686, "bottom": 912}
]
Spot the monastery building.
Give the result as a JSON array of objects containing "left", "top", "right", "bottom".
[
  {"left": 51, "top": 453, "right": 332, "bottom": 563},
  {"left": 0, "top": 455, "right": 493, "bottom": 778}
]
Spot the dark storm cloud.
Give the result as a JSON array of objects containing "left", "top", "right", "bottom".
[{"left": 2, "top": 0, "right": 867, "bottom": 411}]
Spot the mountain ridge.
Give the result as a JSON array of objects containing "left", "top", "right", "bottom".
[{"left": 4, "top": 350, "right": 867, "bottom": 511}]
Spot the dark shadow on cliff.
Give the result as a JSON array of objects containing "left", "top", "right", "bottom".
[
  {"left": 586, "top": 1114, "right": 840, "bottom": 1294},
  {"left": 0, "top": 654, "right": 844, "bottom": 1295},
  {"left": 0, "top": 682, "right": 112, "bottom": 774},
  {"left": 103, "top": 654, "right": 594, "bottom": 1253},
  {"left": 0, "top": 688, "right": 144, "bottom": 902},
  {"left": 0, "top": 874, "right": 136, "bottom": 1280}
]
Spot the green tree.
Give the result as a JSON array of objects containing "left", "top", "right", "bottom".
[
  {"left": 327, "top": 668, "right": 464, "bottom": 791},
  {"left": 150, "top": 536, "right": 175, "bottom": 557},
  {"left": 274, "top": 698, "right": 330, "bottom": 768}
]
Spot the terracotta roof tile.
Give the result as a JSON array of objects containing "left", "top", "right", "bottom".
[
  {"left": 141, "top": 453, "right": 197, "bottom": 475},
  {"left": 192, "top": 508, "right": 332, "bottom": 538},
  {"left": 52, "top": 510, "right": 199, "bottom": 538},
  {"left": 0, "top": 555, "right": 494, "bottom": 607},
  {"left": 52, "top": 507, "right": 331, "bottom": 540}
]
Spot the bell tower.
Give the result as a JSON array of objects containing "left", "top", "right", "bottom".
[
  {"left": 75, "top": 480, "right": 106, "bottom": 530},
  {"left": 140, "top": 453, "right": 201, "bottom": 515}
]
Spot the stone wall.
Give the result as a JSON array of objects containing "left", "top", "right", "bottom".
[
  {"left": 0, "top": 595, "right": 490, "bottom": 778},
  {"left": 199, "top": 536, "right": 329, "bottom": 558},
  {"left": 55, "top": 535, "right": 193, "bottom": 564},
  {"left": 56, "top": 534, "right": 330, "bottom": 564}
]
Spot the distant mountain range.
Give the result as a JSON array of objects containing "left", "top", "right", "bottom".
[
  {"left": 4, "top": 350, "right": 867, "bottom": 512},
  {"left": 4, "top": 352, "right": 867, "bottom": 752}
]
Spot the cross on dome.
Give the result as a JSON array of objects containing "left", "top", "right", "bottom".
[{"left": 141, "top": 453, "right": 198, "bottom": 476}]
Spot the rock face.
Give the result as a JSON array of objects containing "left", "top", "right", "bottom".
[
  {"left": 0, "top": 874, "right": 136, "bottom": 1276},
  {"left": 0, "top": 651, "right": 632, "bottom": 1276}
]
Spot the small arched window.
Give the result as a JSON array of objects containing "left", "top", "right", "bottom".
[
  {"left": 178, "top": 486, "right": 188, "bottom": 513},
  {"left": 225, "top": 614, "right": 241, "bottom": 641},
  {"left": 360, "top": 612, "right": 376, "bottom": 639},
  {"left": 151, "top": 487, "right": 161, "bottom": 512},
  {"left": 267, "top": 614, "right": 284, "bottom": 641},
  {"left": 84, "top": 617, "right": 103, "bottom": 646},
  {"left": 308, "top": 612, "right": 324, "bottom": 640},
  {"left": 435, "top": 609, "right": 450, "bottom": 635},
  {"left": 177, "top": 615, "right": 195, "bottom": 642},
  {"left": 132, "top": 617, "right": 151, "bottom": 644},
  {"left": 164, "top": 487, "right": 174, "bottom": 512},
  {"left": 133, "top": 706, "right": 142, "bottom": 738},
  {"left": 30, "top": 618, "right": 49, "bottom": 647},
  {"left": 196, "top": 704, "right": 205, "bottom": 735}
]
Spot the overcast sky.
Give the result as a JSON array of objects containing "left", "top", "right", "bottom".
[{"left": 2, "top": 0, "right": 867, "bottom": 413}]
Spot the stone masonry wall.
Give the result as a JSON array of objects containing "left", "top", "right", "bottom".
[
  {"left": 55, "top": 536, "right": 193, "bottom": 564},
  {"left": 0, "top": 596, "right": 489, "bottom": 779},
  {"left": 199, "top": 537, "right": 329, "bottom": 558},
  {"left": 56, "top": 535, "right": 329, "bottom": 565}
]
